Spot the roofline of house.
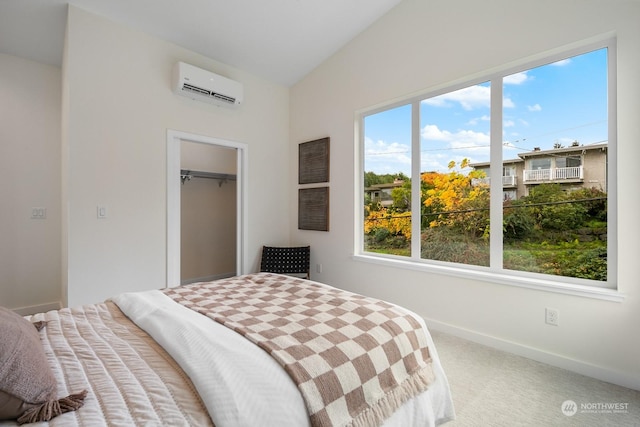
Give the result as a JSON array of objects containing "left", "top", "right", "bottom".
[
  {"left": 518, "top": 141, "right": 607, "bottom": 158},
  {"left": 469, "top": 142, "right": 607, "bottom": 167},
  {"left": 365, "top": 181, "right": 405, "bottom": 191}
]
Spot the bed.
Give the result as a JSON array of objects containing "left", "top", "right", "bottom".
[{"left": 1, "top": 273, "right": 455, "bottom": 426}]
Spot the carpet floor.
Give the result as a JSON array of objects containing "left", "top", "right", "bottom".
[{"left": 430, "top": 330, "right": 640, "bottom": 426}]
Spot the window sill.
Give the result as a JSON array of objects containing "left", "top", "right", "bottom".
[{"left": 352, "top": 254, "right": 624, "bottom": 303}]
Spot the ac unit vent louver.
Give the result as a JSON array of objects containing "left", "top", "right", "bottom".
[
  {"left": 182, "top": 83, "right": 211, "bottom": 96},
  {"left": 212, "top": 93, "right": 236, "bottom": 104},
  {"left": 173, "top": 62, "right": 243, "bottom": 107}
]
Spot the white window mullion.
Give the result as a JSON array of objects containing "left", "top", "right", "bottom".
[
  {"left": 606, "top": 42, "right": 618, "bottom": 287},
  {"left": 489, "top": 79, "right": 503, "bottom": 272},
  {"left": 355, "top": 114, "right": 365, "bottom": 255},
  {"left": 411, "top": 100, "right": 421, "bottom": 260}
]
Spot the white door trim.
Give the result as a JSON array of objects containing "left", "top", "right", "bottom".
[{"left": 166, "top": 129, "right": 249, "bottom": 287}]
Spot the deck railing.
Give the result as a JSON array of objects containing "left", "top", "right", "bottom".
[
  {"left": 524, "top": 166, "right": 583, "bottom": 182},
  {"left": 471, "top": 175, "right": 517, "bottom": 187}
]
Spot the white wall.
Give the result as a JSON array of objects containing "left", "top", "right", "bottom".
[
  {"left": 0, "top": 54, "right": 62, "bottom": 314},
  {"left": 63, "top": 6, "right": 290, "bottom": 307},
  {"left": 290, "top": 0, "right": 640, "bottom": 389}
]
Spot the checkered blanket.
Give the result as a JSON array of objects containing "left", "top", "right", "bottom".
[{"left": 163, "top": 273, "right": 434, "bottom": 427}]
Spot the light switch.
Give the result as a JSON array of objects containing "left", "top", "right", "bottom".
[
  {"left": 97, "top": 205, "right": 108, "bottom": 219},
  {"left": 31, "top": 207, "right": 46, "bottom": 219}
]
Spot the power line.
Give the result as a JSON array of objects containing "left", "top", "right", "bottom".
[
  {"left": 365, "top": 196, "right": 607, "bottom": 222},
  {"left": 365, "top": 119, "right": 607, "bottom": 156}
]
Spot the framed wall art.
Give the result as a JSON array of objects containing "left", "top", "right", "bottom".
[
  {"left": 298, "top": 187, "right": 329, "bottom": 231},
  {"left": 298, "top": 137, "right": 330, "bottom": 184}
]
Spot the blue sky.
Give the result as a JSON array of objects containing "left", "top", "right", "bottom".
[{"left": 364, "top": 48, "right": 608, "bottom": 176}]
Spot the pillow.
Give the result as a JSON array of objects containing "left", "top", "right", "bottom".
[{"left": 0, "top": 307, "right": 86, "bottom": 424}]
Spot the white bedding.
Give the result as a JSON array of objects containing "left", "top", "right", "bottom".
[
  {"left": 112, "top": 286, "right": 455, "bottom": 427},
  {"left": 1, "top": 302, "right": 214, "bottom": 427}
]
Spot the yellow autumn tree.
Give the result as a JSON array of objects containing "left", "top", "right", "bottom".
[
  {"left": 423, "top": 159, "right": 489, "bottom": 237},
  {"left": 364, "top": 206, "right": 412, "bottom": 239}
]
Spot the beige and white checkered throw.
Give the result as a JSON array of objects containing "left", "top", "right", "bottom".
[{"left": 164, "top": 273, "right": 434, "bottom": 427}]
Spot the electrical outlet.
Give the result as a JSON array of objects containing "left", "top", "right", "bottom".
[
  {"left": 316, "top": 263, "right": 323, "bottom": 273},
  {"left": 545, "top": 308, "right": 559, "bottom": 326}
]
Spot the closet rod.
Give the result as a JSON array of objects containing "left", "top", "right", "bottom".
[{"left": 180, "top": 169, "right": 237, "bottom": 186}]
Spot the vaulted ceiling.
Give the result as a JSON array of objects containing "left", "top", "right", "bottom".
[{"left": 0, "top": 0, "right": 402, "bottom": 86}]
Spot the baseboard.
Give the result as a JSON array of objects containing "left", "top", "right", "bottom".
[
  {"left": 13, "top": 301, "right": 62, "bottom": 316},
  {"left": 424, "top": 317, "right": 640, "bottom": 392},
  {"left": 181, "top": 272, "right": 236, "bottom": 285}
]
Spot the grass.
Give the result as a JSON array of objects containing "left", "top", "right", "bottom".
[{"left": 365, "top": 231, "right": 607, "bottom": 281}]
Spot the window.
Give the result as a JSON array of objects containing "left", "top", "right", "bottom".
[
  {"left": 530, "top": 158, "right": 551, "bottom": 170},
  {"left": 420, "top": 81, "right": 492, "bottom": 267},
  {"left": 364, "top": 104, "right": 412, "bottom": 256},
  {"left": 556, "top": 156, "right": 581, "bottom": 168},
  {"left": 359, "top": 38, "right": 616, "bottom": 294}
]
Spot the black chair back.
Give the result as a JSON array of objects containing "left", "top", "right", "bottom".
[{"left": 260, "top": 246, "right": 310, "bottom": 279}]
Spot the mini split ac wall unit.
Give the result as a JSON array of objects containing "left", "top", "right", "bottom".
[{"left": 172, "top": 62, "right": 243, "bottom": 107}]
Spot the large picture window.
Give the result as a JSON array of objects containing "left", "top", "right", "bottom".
[{"left": 359, "top": 39, "right": 616, "bottom": 294}]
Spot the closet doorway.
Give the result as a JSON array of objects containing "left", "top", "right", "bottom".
[{"left": 166, "top": 130, "right": 248, "bottom": 288}]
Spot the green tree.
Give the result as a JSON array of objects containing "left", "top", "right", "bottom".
[
  {"left": 364, "top": 171, "right": 408, "bottom": 188},
  {"left": 521, "top": 184, "right": 588, "bottom": 231},
  {"left": 503, "top": 198, "right": 535, "bottom": 240}
]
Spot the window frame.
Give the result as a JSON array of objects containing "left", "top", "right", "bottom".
[{"left": 354, "top": 35, "right": 621, "bottom": 302}]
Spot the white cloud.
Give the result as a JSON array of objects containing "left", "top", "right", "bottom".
[
  {"left": 527, "top": 103, "right": 542, "bottom": 112},
  {"left": 449, "top": 129, "right": 490, "bottom": 151},
  {"left": 420, "top": 125, "right": 491, "bottom": 171},
  {"left": 466, "top": 115, "right": 490, "bottom": 126},
  {"left": 504, "top": 120, "right": 515, "bottom": 127},
  {"left": 420, "top": 153, "right": 450, "bottom": 173},
  {"left": 504, "top": 72, "right": 529, "bottom": 85},
  {"left": 367, "top": 125, "right": 492, "bottom": 174},
  {"left": 421, "top": 124, "right": 452, "bottom": 141},
  {"left": 364, "top": 136, "right": 411, "bottom": 174},
  {"left": 551, "top": 58, "right": 571, "bottom": 66},
  {"left": 422, "top": 84, "right": 517, "bottom": 110},
  {"left": 365, "top": 137, "right": 410, "bottom": 157},
  {"left": 422, "top": 97, "right": 447, "bottom": 108},
  {"left": 421, "top": 124, "right": 489, "bottom": 151},
  {"left": 423, "top": 85, "right": 490, "bottom": 110}
]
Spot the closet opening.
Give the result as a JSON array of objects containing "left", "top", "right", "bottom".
[{"left": 166, "top": 130, "right": 248, "bottom": 287}]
